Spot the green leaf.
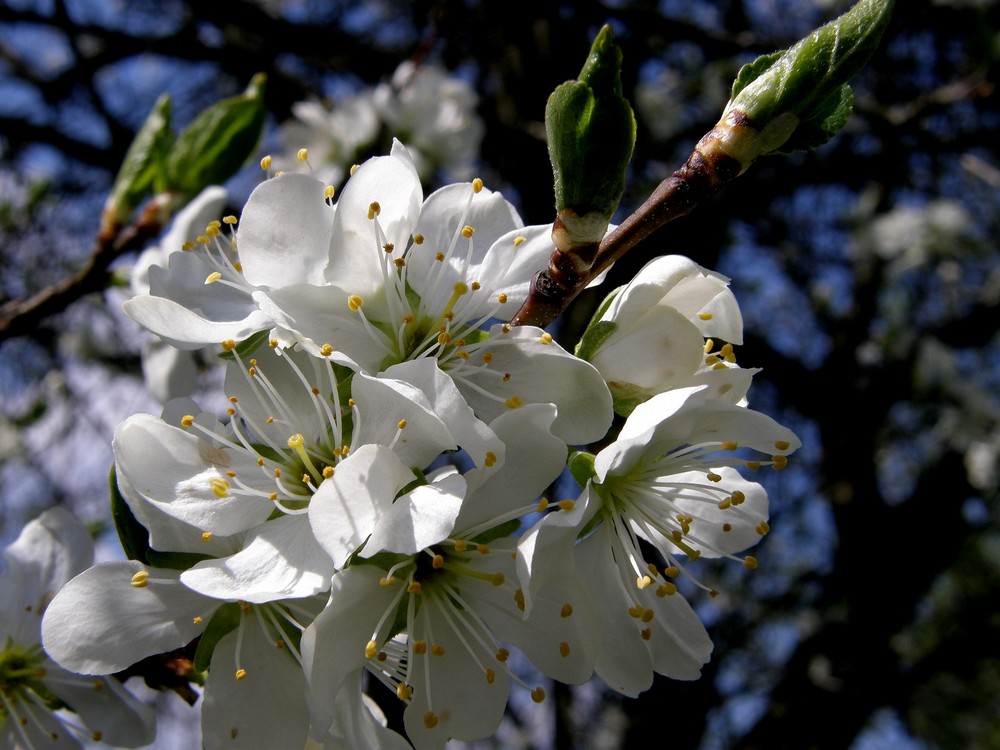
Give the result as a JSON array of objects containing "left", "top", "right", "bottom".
[
  {"left": 546, "top": 25, "right": 636, "bottom": 250},
  {"left": 726, "top": 0, "right": 894, "bottom": 157},
  {"left": 165, "top": 73, "right": 267, "bottom": 197},
  {"left": 102, "top": 94, "right": 173, "bottom": 229},
  {"left": 145, "top": 549, "right": 214, "bottom": 571},
  {"left": 568, "top": 451, "right": 597, "bottom": 488},
  {"left": 193, "top": 603, "right": 241, "bottom": 672},
  {"left": 110, "top": 465, "right": 151, "bottom": 565}
]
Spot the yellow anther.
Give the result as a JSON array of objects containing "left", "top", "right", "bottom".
[
  {"left": 477, "top": 544, "right": 490, "bottom": 555},
  {"left": 497, "top": 293, "right": 508, "bottom": 304},
  {"left": 368, "top": 201, "right": 381, "bottom": 219},
  {"left": 193, "top": 616, "right": 203, "bottom": 625},
  {"left": 423, "top": 712, "right": 438, "bottom": 729},
  {"left": 557, "top": 499, "right": 575, "bottom": 511},
  {"left": 746, "top": 460, "right": 762, "bottom": 470},
  {"left": 774, "top": 440, "right": 791, "bottom": 451},
  {"left": 721, "top": 441, "right": 739, "bottom": 450},
  {"left": 297, "top": 148, "right": 309, "bottom": 161},
  {"left": 504, "top": 395, "right": 524, "bottom": 409},
  {"left": 704, "top": 338, "right": 714, "bottom": 353},
  {"left": 472, "top": 177, "right": 484, "bottom": 193},
  {"left": 432, "top": 554, "right": 444, "bottom": 569},
  {"left": 181, "top": 240, "right": 196, "bottom": 251},
  {"left": 269, "top": 338, "right": 278, "bottom": 348},
  {"left": 513, "top": 235, "right": 526, "bottom": 247},
  {"left": 413, "top": 640, "right": 428, "bottom": 655},
  {"left": 756, "top": 521, "right": 771, "bottom": 535},
  {"left": 538, "top": 332, "right": 553, "bottom": 345},
  {"left": 437, "top": 332, "right": 452, "bottom": 346},
  {"left": 559, "top": 641, "right": 571, "bottom": 657},
  {"left": 531, "top": 687, "right": 546, "bottom": 703},
  {"left": 397, "top": 419, "right": 408, "bottom": 430},
  {"left": 324, "top": 185, "right": 335, "bottom": 199},
  {"left": 484, "top": 451, "right": 497, "bottom": 468},
  {"left": 350, "top": 164, "right": 360, "bottom": 175},
  {"left": 407, "top": 582, "right": 422, "bottom": 594},
  {"left": 383, "top": 242, "right": 394, "bottom": 253},
  {"left": 641, "top": 628, "right": 652, "bottom": 641},
  {"left": 637, "top": 575, "right": 653, "bottom": 589},
  {"left": 205, "top": 225, "right": 221, "bottom": 238},
  {"left": 378, "top": 575, "right": 397, "bottom": 587},
  {"left": 180, "top": 415, "right": 194, "bottom": 427},
  {"left": 707, "top": 471, "right": 723, "bottom": 482},
  {"left": 454, "top": 539, "right": 468, "bottom": 553},
  {"left": 744, "top": 555, "right": 759, "bottom": 570},
  {"left": 514, "top": 588, "right": 525, "bottom": 611},
  {"left": 723, "top": 523, "right": 733, "bottom": 532},
  {"left": 771, "top": 455, "right": 789, "bottom": 470},
  {"left": 560, "top": 603, "right": 573, "bottom": 618},
  {"left": 222, "top": 215, "right": 238, "bottom": 226},
  {"left": 492, "top": 572, "right": 505, "bottom": 586},
  {"left": 628, "top": 605, "right": 644, "bottom": 619},
  {"left": 720, "top": 343, "right": 737, "bottom": 362},
  {"left": 461, "top": 225, "right": 475, "bottom": 238},
  {"left": 698, "top": 311, "right": 714, "bottom": 320},
  {"left": 413, "top": 233, "right": 424, "bottom": 244},
  {"left": 365, "top": 640, "right": 378, "bottom": 659},
  {"left": 396, "top": 683, "right": 413, "bottom": 700},
  {"left": 656, "top": 581, "right": 678, "bottom": 597},
  {"left": 718, "top": 498, "right": 732, "bottom": 510},
  {"left": 221, "top": 339, "right": 237, "bottom": 351},
  {"left": 731, "top": 490, "right": 745, "bottom": 505},
  {"left": 431, "top": 644, "right": 445, "bottom": 656},
  {"left": 496, "top": 648, "right": 510, "bottom": 662},
  {"left": 435, "top": 251, "right": 445, "bottom": 261},
  {"left": 322, "top": 466, "right": 334, "bottom": 479},
  {"left": 482, "top": 352, "right": 494, "bottom": 364},
  {"left": 664, "top": 566, "right": 680, "bottom": 578},
  {"left": 470, "top": 281, "right": 481, "bottom": 292},
  {"left": 260, "top": 155, "right": 272, "bottom": 170},
  {"left": 485, "top": 668, "right": 495, "bottom": 684},
  {"left": 502, "top": 324, "right": 512, "bottom": 333},
  {"left": 705, "top": 355, "right": 722, "bottom": 366},
  {"left": 641, "top": 609, "right": 654, "bottom": 623},
  {"left": 210, "top": 478, "right": 231, "bottom": 498},
  {"left": 710, "top": 589, "right": 720, "bottom": 598},
  {"left": 130, "top": 570, "right": 149, "bottom": 588},
  {"left": 235, "top": 668, "right": 247, "bottom": 681},
  {"left": 348, "top": 295, "right": 364, "bottom": 311},
  {"left": 537, "top": 497, "right": 550, "bottom": 512},
  {"left": 202, "top": 532, "right": 212, "bottom": 542}
]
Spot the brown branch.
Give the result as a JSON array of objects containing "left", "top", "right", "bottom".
[{"left": 0, "top": 202, "right": 165, "bottom": 341}]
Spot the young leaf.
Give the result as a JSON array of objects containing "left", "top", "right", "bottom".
[
  {"left": 165, "top": 73, "right": 267, "bottom": 197},
  {"left": 546, "top": 25, "right": 636, "bottom": 252},
  {"left": 101, "top": 94, "right": 173, "bottom": 236}
]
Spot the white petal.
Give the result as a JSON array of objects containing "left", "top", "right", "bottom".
[
  {"left": 44, "top": 664, "right": 156, "bottom": 748},
  {"left": 301, "top": 567, "right": 398, "bottom": 738},
  {"left": 201, "top": 619, "right": 310, "bottom": 750},
  {"left": 325, "top": 147, "right": 422, "bottom": 296},
  {"left": 381, "top": 359, "right": 504, "bottom": 470},
  {"left": 123, "top": 293, "right": 272, "bottom": 350},
  {"left": 322, "top": 670, "right": 411, "bottom": 750},
  {"left": 114, "top": 414, "right": 275, "bottom": 537},
  {"left": 181, "top": 515, "right": 333, "bottom": 603},
  {"left": 42, "top": 562, "right": 216, "bottom": 674},
  {"left": 402, "top": 594, "right": 509, "bottom": 749},
  {"left": 362, "top": 473, "right": 466, "bottom": 557},
  {"left": 308, "top": 445, "right": 415, "bottom": 567},
  {"left": 351, "top": 370, "right": 457, "bottom": 468},
  {"left": 238, "top": 172, "right": 333, "bottom": 287},
  {"left": 457, "top": 324, "right": 613, "bottom": 444},
  {"left": 456, "top": 403, "right": 565, "bottom": 532}
]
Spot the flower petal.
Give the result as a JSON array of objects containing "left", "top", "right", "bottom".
[
  {"left": 42, "top": 562, "right": 216, "bottom": 674},
  {"left": 181, "top": 515, "right": 334, "bottom": 603}
]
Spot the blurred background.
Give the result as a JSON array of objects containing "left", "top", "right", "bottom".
[{"left": 1, "top": 0, "right": 997, "bottom": 748}]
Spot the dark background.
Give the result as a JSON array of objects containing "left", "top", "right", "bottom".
[{"left": 1, "top": 1, "right": 997, "bottom": 748}]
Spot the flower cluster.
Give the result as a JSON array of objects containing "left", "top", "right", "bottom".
[
  {"left": 1, "top": 508, "right": 155, "bottom": 749},
  {"left": 41, "top": 143, "right": 799, "bottom": 749},
  {"left": 273, "top": 61, "right": 484, "bottom": 188}
]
